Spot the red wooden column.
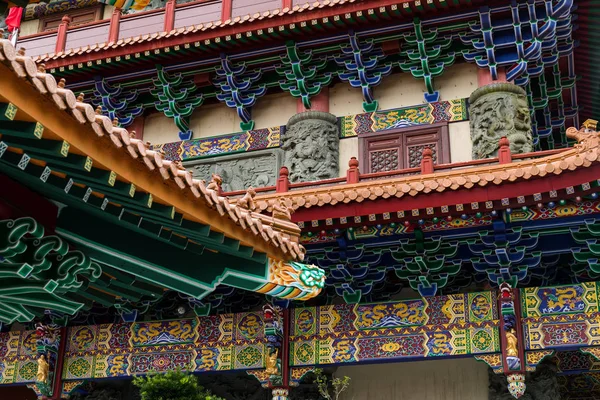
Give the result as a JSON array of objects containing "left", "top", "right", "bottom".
[
  {"left": 221, "top": 0, "right": 233, "bottom": 22},
  {"left": 477, "top": 67, "right": 507, "bottom": 87},
  {"left": 55, "top": 15, "right": 71, "bottom": 54},
  {"left": 129, "top": 116, "right": 145, "bottom": 140},
  {"left": 49, "top": 327, "right": 67, "bottom": 399},
  {"left": 296, "top": 87, "right": 329, "bottom": 113},
  {"left": 108, "top": 8, "right": 122, "bottom": 44},
  {"left": 164, "top": 0, "right": 176, "bottom": 32},
  {"left": 282, "top": 0, "right": 292, "bottom": 9}
]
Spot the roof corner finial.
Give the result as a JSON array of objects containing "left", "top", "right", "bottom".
[{"left": 237, "top": 186, "right": 257, "bottom": 211}]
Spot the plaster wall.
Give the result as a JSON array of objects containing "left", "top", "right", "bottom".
[
  {"left": 189, "top": 103, "right": 239, "bottom": 138},
  {"left": 374, "top": 63, "right": 477, "bottom": 109},
  {"left": 252, "top": 91, "right": 298, "bottom": 129},
  {"left": 143, "top": 112, "right": 179, "bottom": 145},
  {"left": 339, "top": 137, "right": 359, "bottom": 176},
  {"left": 337, "top": 358, "right": 489, "bottom": 400},
  {"left": 103, "top": 5, "right": 115, "bottom": 19},
  {"left": 449, "top": 121, "right": 472, "bottom": 163},
  {"left": 19, "top": 20, "right": 39, "bottom": 36}
]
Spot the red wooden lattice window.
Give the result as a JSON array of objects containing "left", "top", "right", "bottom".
[{"left": 358, "top": 122, "right": 450, "bottom": 173}]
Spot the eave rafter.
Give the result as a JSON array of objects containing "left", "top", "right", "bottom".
[{"left": 0, "top": 39, "right": 326, "bottom": 314}]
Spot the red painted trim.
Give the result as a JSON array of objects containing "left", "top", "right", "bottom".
[
  {"left": 221, "top": 0, "right": 232, "bottom": 22},
  {"left": 282, "top": 308, "right": 290, "bottom": 387},
  {"left": 54, "top": 15, "right": 71, "bottom": 54},
  {"left": 18, "top": 29, "right": 58, "bottom": 41},
  {"left": 499, "top": 289, "right": 526, "bottom": 375},
  {"left": 175, "top": 0, "right": 219, "bottom": 9},
  {"left": 43, "top": 0, "right": 421, "bottom": 68},
  {"left": 478, "top": 66, "right": 507, "bottom": 87},
  {"left": 282, "top": 0, "right": 292, "bottom": 9},
  {"left": 129, "top": 115, "right": 145, "bottom": 140},
  {"left": 164, "top": 0, "right": 177, "bottom": 32},
  {"left": 290, "top": 163, "right": 600, "bottom": 222},
  {"left": 50, "top": 327, "right": 68, "bottom": 400},
  {"left": 296, "top": 86, "right": 329, "bottom": 113},
  {"left": 108, "top": 8, "right": 122, "bottom": 44}
]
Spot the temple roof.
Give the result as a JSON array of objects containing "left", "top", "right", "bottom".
[
  {"left": 248, "top": 129, "right": 600, "bottom": 223},
  {"left": 0, "top": 38, "right": 328, "bottom": 323},
  {"left": 0, "top": 39, "right": 305, "bottom": 261}
]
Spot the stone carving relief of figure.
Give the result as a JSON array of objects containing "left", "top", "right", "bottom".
[
  {"left": 189, "top": 152, "right": 280, "bottom": 192},
  {"left": 281, "top": 112, "right": 339, "bottom": 183},
  {"left": 469, "top": 84, "right": 533, "bottom": 160}
]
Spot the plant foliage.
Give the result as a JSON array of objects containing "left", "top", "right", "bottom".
[
  {"left": 133, "top": 370, "right": 224, "bottom": 400},
  {"left": 313, "top": 369, "right": 351, "bottom": 400}
]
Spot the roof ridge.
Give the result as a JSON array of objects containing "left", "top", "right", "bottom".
[{"left": 0, "top": 39, "right": 305, "bottom": 261}]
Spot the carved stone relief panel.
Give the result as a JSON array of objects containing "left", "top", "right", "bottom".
[
  {"left": 469, "top": 83, "right": 533, "bottom": 160},
  {"left": 281, "top": 111, "right": 340, "bottom": 183},
  {"left": 184, "top": 149, "right": 283, "bottom": 192}
]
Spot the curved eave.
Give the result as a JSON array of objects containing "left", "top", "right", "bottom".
[{"left": 0, "top": 39, "right": 304, "bottom": 262}]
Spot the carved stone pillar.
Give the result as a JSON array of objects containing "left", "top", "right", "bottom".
[
  {"left": 469, "top": 83, "right": 533, "bottom": 160},
  {"left": 282, "top": 111, "right": 339, "bottom": 183},
  {"left": 272, "top": 387, "right": 289, "bottom": 400}
]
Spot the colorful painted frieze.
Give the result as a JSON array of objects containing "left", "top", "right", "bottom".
[
  {"left": 339, "top": 98, "right": 469, "bottom": 138},
  {"left": 521, "top": 282, "right": 600, "bottom": 351},
  {"left": 152, "top": 127, "right": 281, "bottom": 162},
  {"left": 0, "top": 330, "right": 43, "bottom": 384},
  {"left": 510, "top": 201, "right": 600, "bottom": 222},
  {"left": 60, "top": 312, "right": 270, "bottom": 382},
  {"left": 290, "top": 292, "right": 500, "bottom": 366}
]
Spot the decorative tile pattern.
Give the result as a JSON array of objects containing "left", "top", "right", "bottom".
[
  {"left": 152, "top": 127, "right": 281, "bottom": 161},
  {"left": 510, "top": 201, "right": 600, "bottom": 222},
  {"left": 340, "top": 99, "right": 469, "bottom": 137},
  {"left": 290, "top": 292, "right": 500, "bottom": 366},
  {"left": 52, "top": 312, "right": 270, "bottom": 381}
]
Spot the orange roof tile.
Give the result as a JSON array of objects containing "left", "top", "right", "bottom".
[{"left": 0, "top": 39, "right": 305, "bottom": 261}]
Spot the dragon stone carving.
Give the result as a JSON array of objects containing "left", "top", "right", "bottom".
[
  {"left": 469, "top": 83, "right": 533, "bottom": 160},
  {"left": 281, "top": 111, "right": 340, "bottom": 183}
]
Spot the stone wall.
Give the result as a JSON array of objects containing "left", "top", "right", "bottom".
[{"left": 337, "top": 358, "right": 489, "bottom": 400}]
